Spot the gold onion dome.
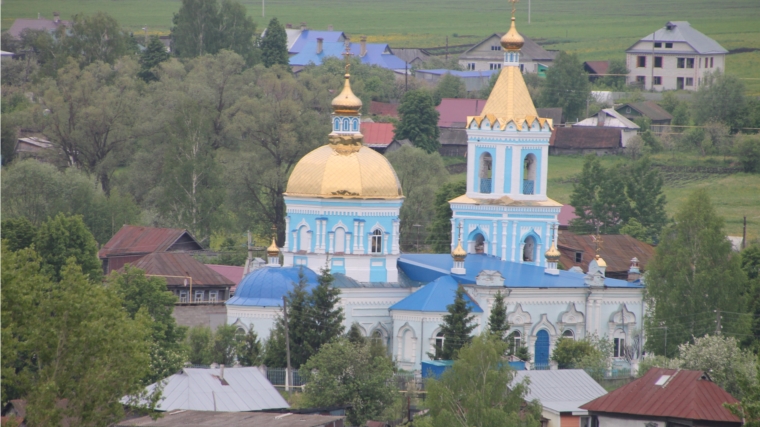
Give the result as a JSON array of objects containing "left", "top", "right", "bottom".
[
  {"left": 452, "top": 240, "right": 467, "bottom": 262},
  {"left": 595, "top": 254, "right": 607, "bottom": 268},
  {"left": 545, "top": 242, "right": 561, "bottom": 262},
  {"left": 331, "top": 74, "right": 362, "bottom": 115},
  {"left": 500, "top": 17, "right": 524, "bottom": 51},
  {"left": 267, "top": 236, "right": 279, "bottom": 257}
]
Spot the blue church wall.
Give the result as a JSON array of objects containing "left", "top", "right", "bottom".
[
  {"left": 456, "top": 217, "right": 551, "bottom": 264},
  {"left": 502, "top": 147, "right": 512, "bottom": 193},
  {"left": 370, "top": 259, "right": 388, "bottom": 281},
  {"left": 331, "top": 258, "right": 346, "bottom": 274}
]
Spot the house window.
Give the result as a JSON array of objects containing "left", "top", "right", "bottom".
[
  {"left": 625, "top": 107, "right": 631, "bottom": 113},
  {"left": 562, "top": 329, "right": 575, "bottom": 340},
  {"left": 677, "top": 57, "right": 685, "bottom": 68},
  {"left": 653, "top": 76, "right": 662, "bottom": 85},
  {"left": 491, "top": 45, "right": 502, "bottom": 51},
  {"left": 685, "top": 77, "right": 694, "bottom": 86},
  {"left": 654, "top": 42, "right": 662, "bottom": 48},
  {"left": 710, "top": 57, "right": 714, "bottom": 68},
  {"left": 179, "top": 290, "right": 188, "bottom": 303},
  {"left": 636, "top": 75, "right": 645, "bottom": 85},
  {"left": 489, "top": 63, "right": 502, "bottom": 70},
  {"left": 209, "top": 290, "right": 218, "bottom": 303},
  {"left": 580, "top": 416, "right": 599, "bottom": 427},
  {"left": 575, "top": 252, "right": 583, "bottom": 263},
  {"left": 613, "top": 330, "right": 626, "bottom": 358},
  {"left": 654, "top": 56, "right": 662, "bottom": 68},
  {"left": 665, "top": 42, "right": 673, "bottom": 48},
  {"left": 371, "top": 229, "right": 383, "bottom": 254},
  {"left": 434, "top": 332, "right": 445, "bottom": 352},
  {"left": 677, "top": 77, "right": 685, "bottom": 90},
  {"left": 467, "top": 62, "right": 475, "bottom": 70},
  {"left": 636, "top": 56, "right": 646, "bottom": 67},
  {"left": 686, "top": 58, "right": 694, "bottom": 68},
  {"left": 509, "top": 331, "right": 522, "bottom": 354},
  {"left": 194, "top": 291, "right": 204, "bottom": 303}
]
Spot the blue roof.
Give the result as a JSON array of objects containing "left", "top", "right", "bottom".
[
  {"left": 290, "top": 41, "right": 408, "bottom": 70},
  {"left": 290, "top": 30, "right": 345, "bottom": 54},
  {"left": 226, "top": 266, "right": 319, "bottom": 307},
  {"left": 415, "top": 69, "right": 498, "bottom": 78},
  {"left": 397, "top": 253, "right": 642, "bottom": 289},
  {"left": 389, "top": 275, "right": 483, "bottom": 313}
]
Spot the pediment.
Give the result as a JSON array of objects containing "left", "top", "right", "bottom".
[
  {"left": 476, "top": 270, "right": 505, "bottom": 287},
  {"left": 508, "top": 303, "right": 532, "bottom": 325},
  {"left": 559, "top": 303, "right": 585, "bottom": 324}
]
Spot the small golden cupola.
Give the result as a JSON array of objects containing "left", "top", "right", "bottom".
[
  {"left": 500, "top": 16, "right": 525, "bottom": 51},
  {"left": 544, "top": 226, "right": 560, "bottom": 275},
  {"left": 331, "top": 72, "right": 363, "bottom": 116},
  {"left": 451, "top": 223, "right": 467, "bottom": 275},
  {"left": 267, "top": 234, "right": 280, "bottom": 267}
]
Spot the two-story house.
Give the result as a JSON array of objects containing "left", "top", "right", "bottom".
[
  {"left": 626, "top": 21, "right": 727, "bottom": 91},
  {"left": 458, "top": 33, "right": 556, "bottom": 75}
]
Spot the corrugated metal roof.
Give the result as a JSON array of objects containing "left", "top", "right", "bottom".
[
  {"left": 361, "top": 122, "right": 395, "bottom": 147},
  {"left": 557, "top": 204, "right": 578, "bottom": 227},
  {"left": 536, "top": 108, "right": 563, "bottom": 125},
  {"left": 628, "top": 21, "right": 727, "bottom": 54},
  {"left": 436, "top": 98, "right": 486, "bottom": 128},
  {"left": 575, "top": 109, "right": 640, "bottom": 130},
  {"left": 549, "top": 127, "right": 621, "bottom": 149},
  {"left": 205, "top": 264, "right": 244, "bottom": 291},
  {"left": 581, "top": 368, "right": 741, "bottom": 422},
  {"left": 290, "top": 41, "right": 407, "bottom": 70},
  {"left": 129, "top": 253, "right": 234, "bottom": 287},
  {"left": 143, "top": 367, "right": 289, "bottom": 412},
  {"left": 512, "top": 370, "right": 607, "bottom": 413},
  {"left": 331, "top": 273, "right": 413, "bottom": 289},
  {"left": 558, "top": 231, "right": 654, "bottom": 276},
  {"left": 289, "top": 29, "right": 346, "bottom": 54},
  {"left": 460, "top": 33, "right": 557, "bottom": 62},
  {"left": 117, "top": 411, "right": 344, "bottom": 427},
  {"left": 617, "top": 101, "right": 673, "bottom": 122},
  {"left": 226, "top": 266, "right": 320, "bottom": 307},
  {"left": 389, "top": 275, "right": 483, "bottom": 313},
  {"left": 99, "top": 225, "right": 202, "bottom": 258}
]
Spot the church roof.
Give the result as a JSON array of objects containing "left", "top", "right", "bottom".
[
  {"left": 389, "top": 275, "right": 483, "bottom": 313},
  {"left": 397, "top": 253, "right": 642, "bottom": 289},
  {"left": 479, "top": 66, "right": 538, "bottom": 122},
  {"left": 449, "top": 193, "right": 563, "bottom": 207},
  {"left": 226, "top": 266, "right": 319, "bottom": 307}
]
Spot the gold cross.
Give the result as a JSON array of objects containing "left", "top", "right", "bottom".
[
  {"left": 593, "top": 231, "right": 604, "bottom": 255},
  {"left": 342, "top": 42, "right": 353, "bottom": 73},
  {"left": 457, "top": 221, "right": 463, "bottom": 242},
  {"left": 508, "top": 0, "right": 519, "bottom": 16}
]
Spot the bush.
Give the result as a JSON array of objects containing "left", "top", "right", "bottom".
[{"left": 736, "top": 135, "right": 760, "bottom": 173}]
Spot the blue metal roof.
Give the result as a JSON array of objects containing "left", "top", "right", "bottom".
[
  {"left": 290, "top": 41, "right": 408, "bottom": 70},
  {"left": 290, "top": 30, "right": 346, "bottom": 54},
  {"left": 226, "top": 266, "right": 319, "bottom": 307},
  {"left": 332, "top": 272, "right": 414, "bottom": 289},
  {"left": 415, "top": 69, "right": 498, "bottom": 78},
  {"left": 397, "top": 253, "right": 642, "bottom": 289},
  {"left": 389, "top": 275, "right": 483, "bottom": 313}
]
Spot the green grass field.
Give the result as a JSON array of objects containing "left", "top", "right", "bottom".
[{"left": 3, "top": 0, "right": 760, "bottom": 92}]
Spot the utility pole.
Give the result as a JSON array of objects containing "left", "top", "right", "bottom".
[
  {"left": 715, "top": 309, "right": 722, "bottom": 334},
  {"left": 283, "top": 296, "right": 292, "bottom": 394},
  {"left": 528, "top": 0, "right": 531, "bottom": 24},
  {"left": 743, "top": 216, "right": 747, "bottom": 250},
  {"left": 413, "top": 224, "right": 422, "bottom": 253},
  {"left": 445, "top": 36, "right": 449, "bottom": 61},
  {"left": 405, "top": 61, "right": 408, "bottom": 93},
  {"left": 262, "top": 0, "right": 265, "bottom": 18}
]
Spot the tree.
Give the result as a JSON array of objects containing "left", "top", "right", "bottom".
[
  {"left": 427, "top": 180, "right": 467, "bottom": 253},
  {"left": 69, "top": 12, "right": 133, "bottom": 66},
  {"left": 540, "top": 51, "right": 590, "bottom": 121},
  {"left": 386, "top": 146, "right": 448, "bottom": 251},
  {"left": 346, "top": 323, "right": 367, "bottom": 345},
  {"left": 1, "top": 116, "right": 17, "bottom": 166},
  {"left": 187, "top": 326, "right": 213, "bottom": 365},
  {"left": 725, "top": 363, "right": 760, "bottom": 427},
  {"left": 433, "top": 73, "right": 466, "bottom": 105},
  {"left": 108, "top": 266, "right": 187, "bottom": 383},
  {"left": 236, "top": 328, "right": 262, "bottom": 366},
  {"left": 300, "top": 338, "right": 396, "bottom": 426},
  {"left": 433, "top": 286, "right": 477, "bottom": 360},
  {"left": 211, "top": 324, "right": 239, "bottom": 365},
  {"left": 1, "top": 217, "right": 37, "bottom": 252},
  {"left": 260, "top": 18, "right": 289, "bottom": 68},
  {"left": 138, "top": 36, "right": 171, "bottom": 82},
  {"left": 692, "top": 71, "right": 746, "bottom": 131},
  {"left": 550, "top": 337, "right": 596, "bottom": 369},
  {"left": 424, "top": 334, "right": 543, "bottom": 427},
  {"left": 1, "top": 248, "right": 154, "bottom": 425},
  {"left": 736, "top": 135, "right": 760, "bottom": 173},
  {"left": 679, "top": 334, "right": 757, "bottom": 399},
  {"left": 305, "top": 267, "right": 345, "bottom": 354},
  {"left": 394, "top": 89, "right": 440, "bottom": 154},
  {"left": 569, "top": 155, "right": 628, "bottom": 234},
  {"left": 264, "top": 274, "right": 313, "bottom": 368},
  {"left": 599, "top": 58, "right": 628, "bottom": 90},
  {"left": 623, "top": 157, "right": 668, "bottom": 243},
  {"left": 645, "top": 189, "right": 750, "bottom": 357},
  {"left": 488, "top": 291, "right": 509, "bottom": 340},
  {"left": 34, "top": 213, "right": 102, "bottom": 282}
]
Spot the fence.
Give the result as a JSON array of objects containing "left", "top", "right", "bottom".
[{"left": 264, "top": 367, "right": 305, "bottom": 387}]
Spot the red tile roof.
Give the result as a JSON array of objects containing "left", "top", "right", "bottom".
[
  {"left": 369, "top": 101, "right": 399, "bottom": 117},
  {"left": 99, "top": 225, "right": 201, "bottom": 258},
  {"left": 361, "top": 122, "right": 396, "bottom": 147},
  {"left": 205, "top": 264, "right": 245, "bottom": 292},
  {"left": 584, "top": 60, "right": 609, "bottom": 75},
  {"left": 549, "top": 127, "right": 621, "bottom": 149},
  {"left": 436, "top": 98, "right": 486, "bottom": 128},
  {"left": 128, "top": 252, "right": 234, "bottom": 287},
  {"left": 581, "top": 368, "right": 741, "bottom": 423}
]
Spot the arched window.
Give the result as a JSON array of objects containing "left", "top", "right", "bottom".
[
  {"left": 352, "top": 118, "right": 359, "bottom": 132},
  {"left": 523, "top": 235, "right": 536, "bottom": 262},
  {"left": 299, "top": 226, "right": 310, "bottom": 252},
  {"left": 562, "top": 329, "right": 575, "bottom": 340},
  {"left": 334, "top": 228, "right": 346, "bottom": 254},
  {"left": 479, "top": 152, "right": 493, "bottom": 193},
  {"left": 371, "top": 330, "right": 384, "bottom": 345},
  {"left": 474, "top": 233, "right": 485, "bottom": 254},
  {"left": 508, "top": 330, "right": 521, "bottom": 354},
  {"left": 435, "top": 332, "right": 445, "bottom": 353},
  {"left": 342, "top": 117, "right": 350, "bottom": 131},
  {"left": 371, "top": 229, "right": 383, "bottom": 254},
  {"left": 613, "top": 329, "right": 626, "bottom": 358},
  {"left": 523, "top": 153, "right": 537, "bottom": 195},
  {"left": 333, "top": 118, "right": 340, "bottom": 131}
]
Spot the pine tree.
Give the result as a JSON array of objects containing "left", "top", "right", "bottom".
[
  {"left": 569, "top": 155, "right": 629, "bottom": 234},
  {"left": 260, "top": 17, "right": 289, "bottom": 68},
  {"left": 540, "top": 51, "right": 590, "bottom": 121},
  {"left": 488, "top": 291, "right": 509, "bottom": 340},
  {"left": 426, "top": 180, "right": 467, "bottom": 253},
  {"left": 236, "top": 328, "right": 262, "bottom": 366},
  {"left": 394, "top": 89, "right": 440, "bottom": 154},
  {"left": 346, "top": 323, "right": 366, "bottom": 345},
  {"left": 623, "top": 157, "right": 668, "bottom": 243},
  {"left": 306, "top": 267, "right": 345, "bottom": 353},
  {"left": 138, "top": 36, "right": 170, "bottom": 82},
  {"left": 435, "top": 286, "right": 477, "bottom": 360}
]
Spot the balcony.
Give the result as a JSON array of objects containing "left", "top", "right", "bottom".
[
  {"left": 480, "top": 178, "right": 492, "bottom": 193},
  {"left": 523, "top": 180, "right": 535, "bottom": 195}
]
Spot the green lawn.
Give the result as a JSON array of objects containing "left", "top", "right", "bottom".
[{"left": 4, "top": 0, "right": 760, "bottom": 93}]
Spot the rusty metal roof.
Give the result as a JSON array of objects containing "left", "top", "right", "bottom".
[
  {"left": 581, "top": 368, "right": 741, "bottom": 423},
  {"left": 549, "top": 127, "right": 621, "bottom": 149},
  {"left": 99, "top": 225, "right": 202, "bottom": 258},
  {"left": 128, "top": 252, "right": 234, "bottom": 287},
  {"left": 116, "top": 411, "right": 344, "bottom": 427},
  {"left": 558, "top": 231, "right": 654, "bottom": 275}
]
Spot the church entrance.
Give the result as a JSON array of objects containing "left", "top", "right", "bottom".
[{"left": 534, "top": 330, "right": 550, "bottom": 367}]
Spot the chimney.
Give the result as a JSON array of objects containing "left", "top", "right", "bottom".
[
  {"left": 597, "top": 110, "right": 606, "bottom": 126},
  {"left": 53, "top": 12, "right": 60, "bottom": 23},
  {"left": 360, "top": 36, "right": 367, "bottom": 57},
  {"left": 220, "top": 364, "right": 225, "bottom": 380},
  {"left": 327, "top": 24, "right": 334, "bottom": 31},
  {"left": 317, "top": 37, "right": 323, "bottom": 54},
  {"left": 627, "top": 257, "right": 641, "bottom": 282},
  {"left": 300, "top": 22, "right": 307, "bottom": 31},
  {"left": 285, "top": 23, "right": 292, "bottom": 29}
]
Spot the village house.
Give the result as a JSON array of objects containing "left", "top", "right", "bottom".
[
  {"left": 557, "top": 231, "right": 654, "bottom": 281},
  {"left": 7, "top": 12, "right": 70, "bottom": 40},
  {"left": 626, "top": 21, "right": 727, "bottom": 91},
  {"left": 583, "top": 61, "right": 609, "bottom": 83},
  {"left": 117, "top": 411, "right": 345, "bottom": 427},
  {"left": 360, "top": 122, "right": 408, "bottom": 154},
  {"left": 436, "top": 98, "right": 486, "bottom": 157},
  {"left": 271, "top": 22, "right": 346, "bottom": 55},
  {"left": 289, "top": 37, "right": 407, "bottom": 73},
  {"left": 458, "top": 32, "right": 556, "bottom": 76},
  {"left": 414, "top": 69, "right": 496, "bottom": 93},
  {"left": 614, "top": 100, "right": 673, "bottom": 134},
  {"left": 574, "top": 109, "right": 640, "bottom": 147},
  {"left": 549, "top": 127, "right": 622, "bottom": 156},
  {"left": 98, "top": 225, "right": 203, "bottom": 274},
  {"left": 369, "top": 101, "right": 399, "bottom": 118},
  {"left": 581, "top": 368, "right": 742, "bottom": 427}
]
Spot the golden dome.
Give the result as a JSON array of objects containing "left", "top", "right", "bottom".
[
  {"left": 545, "top": 242, "right": 561, "bottom": 262},
  {"left": 267, "top": 236, "right": 279, "bottom": 257},
  {"left": 595, "top": 254, "right": 607, "bottom": 268},
  {"left": 285, "top": 143, "right": 403, "bottom": 199},
  {"left": 331, "top": 74, "right": 362, "bottom": 115},
  {"left": 501, "top": 17, "right": 524, "bottom": 51},
  {"left": 451, "top": 239, "right": 467, "bottom": 262}
]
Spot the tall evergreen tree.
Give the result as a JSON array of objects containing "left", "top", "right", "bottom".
[
  {"left": 434, "top": 286, "right": 477, "bottom": 360},
  {"left": 645, "top": 189, "right": 749, "bottom": 357},
  {"left": 138, "top": 36, "right": 170, "bottom": 82},
  {"left": 488, "top": 290, "right": 509, "bottom": 340},
  {"left": 427, "top": 180, "right": 467, "bottom": 253},
  {"left": 569, "top": 155, "right": 629, "bottom": 234},
  {"left": 540, "top": 51, "right": 590, "bottom": 121},
  {"left": 236, "top": 328, "right": 262, "bottom": 366},
  {"left": 260, "top": 17, "right": 289, "bottom": 68},
  {"left": 262, "top": 272, "right": 314, "bottom": 368},
  {"left": 346, "top": 323, "right": 367, "bottom": 345},
  {"left": 623, "top": 157, "right": 668, "bottom": 243},
  {"left": 306, "top": 267, "right": 345, "bottom": 351},
  {"left": 394, "top": 89, "right": 440, "bottom": 154}
]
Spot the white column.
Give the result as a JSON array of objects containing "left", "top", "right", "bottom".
[
  {"left": 353, "top": 221, "right": 359, "bottom": 253},
  {"left": 384, "top": 233, "right": 389, "bottom": 255},
  {"left": 346, "top": 233, "right": 351, "bottom": 254},
  {"left": 595, "top": 301, "right": 602, "bottom": 335},
  {"left": 315, "top": 220, "right": 321, "bottom": 252},
  {"left": 284, "top": 217, "right": 291, "bottom": 250},
  {"left": 494, "top": 145, "right": 506, "bottom": 196},
  {"left": 491, "top": 221, "right": 498, "bottom": 255},
  {"left": 450, "top": 218, "right": 456, "bottom": 251},
  {"left": 535, "top": 244, "right": 542, "bottom": 266},
  {"left": 540, "top": 146, "right": 549, "bottom": 198},
  {"left": 291, "top": 230, "right": 298, "bottom": 252},
  {"left": 519, "top": 243, "right": 525, "bottom": 263},
  {"left": 359, "top": 222, "right": 365, "bottom": 253},
  {"left": 586, "top": 297, "right": 593, "bottom": 335},
  {"left": 329, "top": 233, "right": 335, "bottom": 254},
  {"left": 321, "top": 220, "right": 327, "bottom": 252},
  {"left": 511, "top": 222, "right": 518, "bottom": 262},
  {"left": 501, "top": 220, "right": 508, "bottom": 261},
  {"left": 512, "top": 147, "right": 522, "bottom": 195}
]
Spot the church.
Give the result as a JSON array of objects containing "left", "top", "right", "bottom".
[{"left": 226, "top": 12, "right": 645, "bottom": 372}]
